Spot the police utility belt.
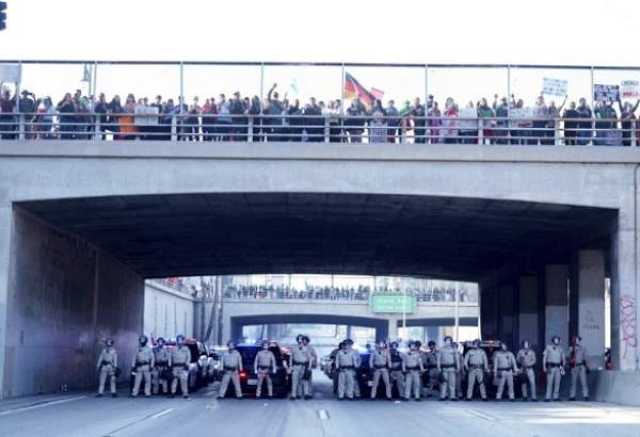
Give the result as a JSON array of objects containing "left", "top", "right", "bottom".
[
  {"left": 258, "top": 365, "right": 270, "bottom": 370},
  {"left": 101, "top": 360, "right": 114, "bottom": 367},
  {"left": 441, "top": 364, "right": 456, "bottom": 369},
  {"left": 406, "top": 366, "right": 420, "bottom": 371},
  {"left": 546, "top": 362, "right": 561, "bottom": 368},
  {"left": 469, "top": 364, "right": 484, "bottom": 369},
  {"left": 223, "top": 366, "right": 238, "bottom": 371},
  {"left": 339, "top": 365, "right": 354, "bottom": 370},
  {"left": 293, "top": 361, "right": 309, "bottom": 366},
  {"left": 497, "top": 367, "right": 512, "bottom": 371},
  {"left": 136, "top": 361, "right": 150, "bottom": 366},
  {"left": 156, "top": 361, "right": 168, "bottom": 366},
  {"left": 374, "top": 364, "right": 388, "bottom": 369}
]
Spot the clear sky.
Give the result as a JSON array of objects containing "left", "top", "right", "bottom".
[{"left": 1, "top": 0, "right": 639, "bottom": 104}]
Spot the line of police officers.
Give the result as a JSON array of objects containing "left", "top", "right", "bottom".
[
  {"left": 333, "top": 335, "right": 590, "bottom": 402},
  {"left": 96, "top": 333, "right": 590, "bottom": 402},
  {"left": 96, "top": 334, "right": 192, "bottom": 399}
]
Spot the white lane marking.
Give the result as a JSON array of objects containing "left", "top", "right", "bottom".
[
  {"left": 0, "top": 395, "right": 87, "bottom": 416},
  {"left": 467, "top": 408, "right": 498, "bottom": 422},
  {"left": 317, "top": 409, "right": 330, "bottom": 421},
  {"left": 149, "top": 408, "right": 174, "bottom": 420}
]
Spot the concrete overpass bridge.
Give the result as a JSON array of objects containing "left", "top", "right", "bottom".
[
  {"left": 222, "top": 298, "right": 479, "bottom": 341},
  {"left": 0, "top": 140, "right": 638, "bottom": 404}
]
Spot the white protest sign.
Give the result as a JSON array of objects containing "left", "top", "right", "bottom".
[
  {"left": 593, "top": 84, "right": 619, "bottom": 102},
  {"left": 0, "top": 64, "right": 22, "bottom": 83},
  {"left": 458, "top": 107, "right": 478, "bottom": 129},
  {"left": 621, "top": 80, "right": 640, "bottom": 99},
  {"left": 543, "top": 78, "right": 568, "bottom": 97}
]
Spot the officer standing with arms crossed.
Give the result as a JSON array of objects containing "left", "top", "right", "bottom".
[
  {"left": 152, "top": 337, "right": 171, "bottom": 396},
  {"left": 568, "top": 336, "right": 589, "bottom": 401},
  {"left": 516, "top": 340, "right": 537, "bottom": 401},
  {"left": 96, "top": 338, "right": 118, "bottom": 397},
  {"left": 335, "top": 339, "right": 358, "bottom": 400},
  {"left": 170, "top": 335, "right": 192, "bottom": 399},
  {"left": 289, "top": 335, "right": 313, "bottom": 400},
  {"left": 388, "top": 341, "right": 405, "bottom": 399},
  {"left": 494, "top": 342, "right": 518, "bottom": 401},
  {"left": 254, "top": 339, "right": 277, "bottom": 398},
  {"left": 369, "top": 341, "right": 392, "bottom": 400},
  {"left": 437, "top": 336, "right": 459, "bottom": 401},
  {"left": 403, "top": 341, "right": 425, "bottom": 401},
  {"left": 218, "top": 340, "right": 243, "bottom": 399},
  {"left": 543, "top": 336, "right": 566, "bottom": 402},
  {"left": 463, "top": 339, "right": 489, "bottom": 401},
  {"left": 131, "top": 335, "right": 155, "bottom": 398},
  {"left": 423, "top": 341, "right": 439, "bottom": 397}
]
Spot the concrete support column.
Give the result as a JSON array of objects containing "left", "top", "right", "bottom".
[
  {"left": 518, "top": 276, "right": 539, "bottom": 348},
  {"left": 387, "top": 317, "right": 399, "bottom": 341},
  {"left": 610, "top": 225, "right": 638, "bottom": 370},
  {"left": 0, "top": 204, "right": 12, "bottom": 399},
  {"left": 545, "top": 265, "right": 569, "bottom": 346},
  {"left": 426, "top": 326, "right": 439, "bottom": 344},
  {"left": 498, "top": 284, "right": 515, "bottom": 350},
  {"left": 572, "top": 250, "right": 606, "bottom": 368},
  {"left": 480, "top": 285, "right": 499, "bottom": 340}
]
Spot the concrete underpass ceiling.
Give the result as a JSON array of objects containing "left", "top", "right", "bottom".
[{"left": 17, "top": 193, "right": 616, "bottom": 281}]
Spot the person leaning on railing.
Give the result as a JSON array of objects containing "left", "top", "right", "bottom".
[{"left": 618, "top": 97, "right": 639, "bottom": 147}]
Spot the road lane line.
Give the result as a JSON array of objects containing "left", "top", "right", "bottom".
[
  {"left": 0, "top": 395, "right": 87, "bottom": 416},
  {"left": 317, "top": 409, "right": 330, "bottom": 421},
  {"left": 149, "top": 408, "right": 174, "bottom": 419},
  {"left": 467, "top": 408, "right": 498, "bottom": 422}
]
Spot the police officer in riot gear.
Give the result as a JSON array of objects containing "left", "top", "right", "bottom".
[
  {"left": 568, "top": 336, "right": 589, "bottom": 401},
  {"left": 171, "top": 334, "right": 192, "bottom": 399},
  {"left": 131, "top": 335, "right": 155, "bottom": 397},
  {"left": 463, "top": 339, "right": 489, "bottom": 401},
  {"left": 96, "top": 338, "right": 118, "bottom": 397},
  {"left": 437, "top": 336, "right": 458, "bottom": 401},
  {"left": 388, "top": 341, "right": 405, "bottom": 398},
  {"left": 289, "top": 335, "right": 313, "bottom": 400},
  {"left": 403, "top": 340, "right": 425, "bottom": 401},
  {"left": 152, "top": 337, "right": 171, "bottom": 396},
  {"left": 335, "top": 339, "right": 358, "bottom": 400},
  {"left": 494, "top": 342, "right": 518, "bottom": 401},
  {"left": 543, "top": 336, "right": 566, "bottom": 402},
  {"left": 423, "top": 340, "right": 439, "bottom": 397},
  {"left": 254, "top": 339, "right": 277, "bottom": 398},
  {"left": 369, "top": 341, "right": 392, "bottom": 400},
  {"left": 218, "top": 340, "right": 243, "bottom": 399},
  {"left": 516, "top": 340, "right": 537, "bottom": 401}
]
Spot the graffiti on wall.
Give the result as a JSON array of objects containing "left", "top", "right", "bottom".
[{"left": 621, "top": 294, "right": 637, "bottom": 359}]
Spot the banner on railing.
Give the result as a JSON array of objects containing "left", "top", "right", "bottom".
[
  {"left": 0, "top": 63, "right": 21, "bottom": 83},
  {"left": 542, "top": 78, "right": 568, "bottom": 97},
  {"left": 621, "top": 80, "right": 640, "bottom": 99},
  {"left": 593, "top": 84, "right": 620, "bottom": 102}
]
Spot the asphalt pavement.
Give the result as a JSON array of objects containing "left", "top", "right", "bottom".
[{"left": 1, "top": 373, "right": 639, "bottom": 437}]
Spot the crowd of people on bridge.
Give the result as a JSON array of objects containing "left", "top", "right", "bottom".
[
  {"left": 2, "top": 83, "right": 640, "bottom": 146},
  {"left": 223, "top": 284, "right": 478, "bottom": 303}
]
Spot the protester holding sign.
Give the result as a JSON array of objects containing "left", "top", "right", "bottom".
[
  {"left": 576, "top": 98, "right": 593, "bottom": 145},
  {"left": 546, "top": 97, "right": 567, "bottom": 146},
  {"left": 594, "top": 100, "right": 619, "bottom": 146},
  {"left": 618, "top": 97, "right": 639, "bottom": 146}
]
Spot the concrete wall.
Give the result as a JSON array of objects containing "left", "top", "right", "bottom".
[
  {"left": 1, "top": 208, "right": 143, "bottom": 398},
  {"left": 143, "top": 281, "right": 194, "bottom": 340}
]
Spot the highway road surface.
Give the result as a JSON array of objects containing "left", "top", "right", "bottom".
[{"left": 1, "top": 374, "right": 639, "bottom": 437}]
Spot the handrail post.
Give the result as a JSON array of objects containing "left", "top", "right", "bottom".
[
  {"left": 171, "top": 115, "right": 177, "bottom": 141},
  {"left": 18, "top": 114, "right": 25, "bottom": 140},
  {"left": 248, "top": 117, "right": 254, "bottom": 143},
  {"left": 94, "top": 117, "right": 101, "bottom": 141},
  {"left": 324, "top": 116, "right": 329, "bottom": 143}
]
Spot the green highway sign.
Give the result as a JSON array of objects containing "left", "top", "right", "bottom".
[{"left": 370, "top": 294, "right": 417, "bottom": 314}]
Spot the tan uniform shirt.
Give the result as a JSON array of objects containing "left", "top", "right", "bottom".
[
  {"left": 221, "top": 350, "right": 243, "bottom": 370},
  {"left": 494, "top": 351, "right": 517, "bottom": 372},
  {"left": 370, "top": 349, "right": 389, "bottom": 368},
  {"left": 290, "top": 346, "right": 311, "bottom": 366},
  {"left": 438, "top": 345, "right": 458, "bottom": 369},
  {"left": 569, "top": 345, "right": 587, "bottom": 366},
  {"left": 171, "top": 345, "right": 192, "bottom": 366},
  {"left": 155, "top": 348, "right": 171, "bottom": 366},
  {"left": 403, "top": 351, "right": 424, "bottom": 371},
  {"left": 254, "top": 350, "right": 276, "bottom": 370},
  {"left": 98, "top": 348, "right": 117, "bottom": 368},
  {"left": 335, "top": 350, "right": 356, "bottom": 368},
  {"left": 464, "top": 348, "right": 488, "bottom": 370},
  {"left": 543, "top": 345, "right": 565, "bottom": 366},
  {"left": 132, "top": 346, "right": 155, "bottom": 368},
  {"left": 517, "top": 348, "right": 536, "bottom": 367}
]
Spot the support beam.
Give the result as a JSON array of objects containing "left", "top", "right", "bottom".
[
  {"left": 572, "top": 250, "right": 606, "bottom": 367},
  {"left": 518, "top": 276, "right": 539, "bottom": 348},
  {"left": 498, "top": 284, "right": 515, "bottom": 350},
  {"left": 545, "top": 265, "right": 569, "bottom": 346},
  {"left": 480, "top": 285, "right": 499, "bottom": 340}
]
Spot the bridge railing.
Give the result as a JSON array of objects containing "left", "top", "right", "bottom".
[{"left": 0, "top": 112, "right": 636, "bottom": 147}]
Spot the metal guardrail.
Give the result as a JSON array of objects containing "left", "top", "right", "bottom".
[{"left": 0, "top": 112, "right": 636, "bottom": 146}]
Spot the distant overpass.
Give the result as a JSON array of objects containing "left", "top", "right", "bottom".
[{"left": 222, "top": 297, "right": 479, "bottom": 341}]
